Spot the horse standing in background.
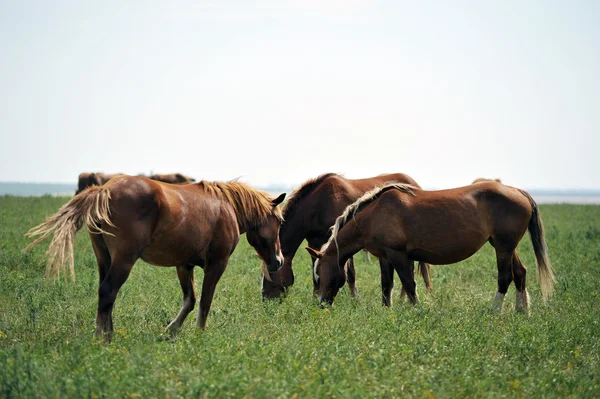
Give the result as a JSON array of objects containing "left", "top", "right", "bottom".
[
  {"left": 262, "top": 173, "right": 431, "bottom": 306},
  {"left": 26, "top": 175, "right": 286, "bottom": 340},
  {"left": 472, "top": 177, "right": 502, "bottom": 184},
  {"left": 76, "top": 172, "right": 123, "bottom": 194},
  {"left": 150, "top": 173, "right": 196, "bottom": 184},
  {"left": 310, "top": 181, "right": 554, "bottom": 312}
]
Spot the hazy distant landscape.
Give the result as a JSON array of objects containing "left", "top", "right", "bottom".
[{"left": 2, "top": 182, "right": 600, "bottom": 204}]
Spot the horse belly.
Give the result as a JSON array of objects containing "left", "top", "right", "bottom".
[
  {"left": 141, "top": 225, "right": 208, "bottom": 267},
  {"left": 408, "top": 233, "right": 489, "bottom": 265}
]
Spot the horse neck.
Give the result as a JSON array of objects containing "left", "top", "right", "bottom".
[
  {"left": 280, "top": 209, "right": 310, "bottom": 261},
  {"left": 210, "top": 186, "right": 270, "bottom": 234},
  {"left": 323, "top": 219, "right": 364, "bottom": 269}
]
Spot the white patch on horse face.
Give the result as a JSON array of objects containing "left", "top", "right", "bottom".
[{"left": 313, "top": 259, "right": 320, "bottom": 282}]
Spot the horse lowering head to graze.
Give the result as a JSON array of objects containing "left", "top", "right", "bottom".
[
  {"left": 149, "top": 173, "right": 196, "bottom": 184},
  {"left": 76, "top": 173, "right": 123, "bottom": 194},
  {"left": 25, "top": 175, "right": 285, "bottom": 341},
  {"left": 472, "top": 177, "right": 502, "bottom": 184},
  {"left": 261, "top": 173, "right": 431, "bottom": 305},
  {"left": 309, "top": 181, "right": 554, "bottom": 313}
]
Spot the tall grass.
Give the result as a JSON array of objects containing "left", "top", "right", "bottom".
[{"left": 1, "top": 197, "right": 599, "bottom": 397}]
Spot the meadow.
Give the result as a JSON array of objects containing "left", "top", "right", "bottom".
[{"left": 0, "top": 196, "right": 599, "bottom": 398}]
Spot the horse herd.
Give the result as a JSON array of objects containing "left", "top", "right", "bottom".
[{"left": 25, "top": 173, "right": 555, "bottom": 341}]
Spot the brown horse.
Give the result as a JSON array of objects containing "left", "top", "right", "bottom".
[
  {"left": 262, "top": 173, "right": 431, "bottom": 304},
  {"left": 76, "top": 172, "right": 123, "bottom": 194},
  {"left": 150, "top": 173, "right": 196, "bottom": 184},
  {"left": 308, "top": 181, "right": 555, "bottom": 312},
  {"left": 25, "top": 175, "right": 286, "bottom": 340},
  {"left": 473, "top": 177, "right": 502, "bottom": 184}
]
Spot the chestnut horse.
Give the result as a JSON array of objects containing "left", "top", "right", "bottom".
[
  {"left": 309, "top": 181, "right": 555, "bottom": 312},
  {"left": 473, "top": 177, "right": 502, "bottom": 184},
  {"left": 25, "top": 175, "right": 286, "bottom": 340},
  {"left": 76, "top": 172, "right": 123, "bottom": 194},
  {"left": 262, "top": 173, "right": 431, "bottom": 303},
  {"left": 150, "top": 173, "right": 196, "bottom": 184}
]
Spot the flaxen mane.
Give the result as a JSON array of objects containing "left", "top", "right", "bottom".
[
  {"left": 321, "top": 183, "right": 417, "bottom": 255},
  {"left": 198, "top": 181, "right": 282, "bottom": 231},
  {"left": 282, "top": 173, "right": 340, "bottom": 221}
]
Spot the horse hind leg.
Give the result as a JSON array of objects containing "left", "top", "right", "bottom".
[
  {"left": 96, "top": 251, "right": 137, "bottom": 341},
  {"left": 345, "top": 257, "right": 359, "bottom": 298},
  {"left": 512, "top": 252, "right": 530, "bottom": 313},
  {"left": 399, "top": 262, "right": 416, "bottom": 299},
  {"left": 166, "top": 264, "right": 196, "bottom": 335},
  {"left": 379, "top": 258, "right": 394, "bottom": 307},
  {"left": 492, "top": 248, "right": 514, "bottom": 312},
  {"left": 90, "top": 233, "right": 111, "bottom": 285},
  {"left": 387, "top": 250, "right": 417, "bottom": 304}
]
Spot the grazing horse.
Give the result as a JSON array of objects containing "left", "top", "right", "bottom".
[
  {"left": 262, "top": 173, "right": 431, "bottom": 304},
  {"left": 25, "top": 175, "right": 286, "bottom": 340},
  {"left": 309, "top": 181, "right": 555, "bottom": 312},
  {"left": 473, "top": 177, "right": 502, "bottom": 184},
  {"left": 150, "top": 173, "right": 196, "bottom": 184},
  {"left": 76, "top": 172, "right": 123, "bottom": 194}
]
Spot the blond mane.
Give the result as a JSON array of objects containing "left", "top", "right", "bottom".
[
  {"left": 198, "top": 180, "right": 282, "bottom": 231},
  {"left": 320, "top": 183, "right": 417, "bottom": 255}
]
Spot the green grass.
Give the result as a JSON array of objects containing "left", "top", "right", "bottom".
[{"left": 1, "top": 196, "right": 599, "bottom": 398}]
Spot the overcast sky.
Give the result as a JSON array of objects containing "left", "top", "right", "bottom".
[{"left": 1, "top": 0, "right": 598, "bottom": 189}]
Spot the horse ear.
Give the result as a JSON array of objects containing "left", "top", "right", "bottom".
[
  {"left": 272, "top": 193, "right": 286, "bottom": 206},
  {"left": 305, "top": 247, "right": 322, "bottom": 260}
]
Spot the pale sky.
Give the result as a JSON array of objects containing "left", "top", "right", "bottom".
[{"left": 1, "top": 1, "right": 599, "bottom": 189}]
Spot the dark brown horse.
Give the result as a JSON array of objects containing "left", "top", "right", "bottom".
[
  {"left": 76, "top": 172, "right": 123, "bottom": 194},
  {"left": 25, "top": 175, "right": 285, "bottom": 340},
  {"left": 150, "top": 173, "right": 196, "bottom": 184},
  {"left": 262, "top": 173, "right": 431, "bottom": 304},
  {"left": 308, "top": 181, "right": 555, "bottom": 312}
]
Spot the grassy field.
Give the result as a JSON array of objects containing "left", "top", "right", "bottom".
[{"left": 0, "top": 196, "right": 599, "bottom": 398}]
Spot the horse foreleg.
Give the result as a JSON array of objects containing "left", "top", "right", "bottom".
[
  {"left": 166, "top": 264, "right": 196, "bottom": 335},
  {"left": 197, "top": 258, "right": 227, "bottom": 330},
  {"left": 379, "top": 258, "right": 394, "bottom": 307},
  {"left": 345, "top": 257, "right": 359, "bottom": 298},
  {"left": 512, "top": 252, "right": 530, "bottom": 313},
  {"left": 96, "top": 254, "right": 136, "bottom": 341}
]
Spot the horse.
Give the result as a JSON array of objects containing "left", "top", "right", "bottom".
[
  {"left": 149, "top": 173, "right": 196, "bottom": 184},
  {"left": 308, "top": 181, "right": 555, "bottom": 312},
  {"left": 261, "top": 173, "right": 431, "bottom": 304},
  {"left": 76, "top": 172, "right": 123, "bottom": 194},
  {"left": 472, "top": 177, "right": 502, "bottom": 184},
  {"left": 25, "top": 175, "right": 286, "bottom": 340}
]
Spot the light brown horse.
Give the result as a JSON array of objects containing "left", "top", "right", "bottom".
[
  {"left": 262, "top": 173, "right": 431, "bottom": 305},
  {"left": 76, "top": 172, "right": 123, "bottom": 194},
  {"left": 25, "top": 175, "right": 286, "bottom": 340},
  {"left": 308, "top": 181, "right": 555, "bottom": 312},
  {"left": 472, "top": 177, "right": 502, "bottom": 184},
  {"left": 150, "top": 173, "right": 196, "bottom": 184}
]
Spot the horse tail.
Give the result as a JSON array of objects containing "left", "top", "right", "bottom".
[
  {"left": 518, "top": 189, "right": 555, "bottom": 300},
  {"left": 23, "top": 186, "right": 116, "bottom": 282},
  {"left": 418, "top": 261, "right": 432, "bottom": 293}
]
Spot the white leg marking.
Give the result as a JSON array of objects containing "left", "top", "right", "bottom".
[{"left": 492, "top": 292, "right": 505, "bottom": 311}]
